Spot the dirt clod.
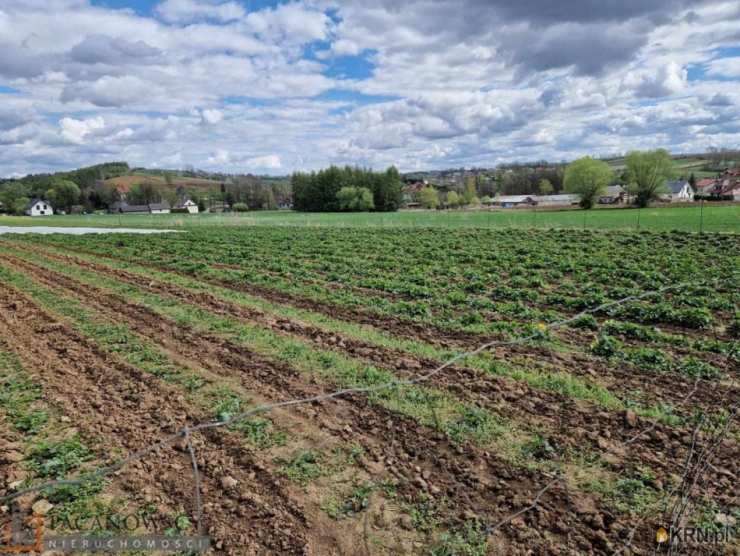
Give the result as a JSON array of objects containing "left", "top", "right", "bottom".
[{"left": 622, "top": 410, "right": 638, "bottom": 428}]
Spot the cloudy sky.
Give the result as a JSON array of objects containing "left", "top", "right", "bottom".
[{"left": 1, "top": 0, "right": 740, "bottom": 177}]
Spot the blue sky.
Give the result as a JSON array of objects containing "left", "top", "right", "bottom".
[{"left": 1, "top": 0, "right": 740, "bottom": 177}]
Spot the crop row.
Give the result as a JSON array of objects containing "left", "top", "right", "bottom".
[{"left": 18, "top": 228, "right": 738, "bottom": 337}]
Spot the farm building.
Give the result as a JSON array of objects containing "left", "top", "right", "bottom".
[
  {"left": 149, "top": 202, "right": 171, "bottom": 214},
  {"left": 696, "top": 178, "right": 717, "bottom": 192},
  {"left": 110, "top": 202, "right": 147, "bottom": 214},
  {"left": 599, "top": 185, "right": 627, "bottom": 204},
  {"left": 535, "top": 194, "right": 580, "bottom": 206},
  {"left": 695, "top": 169, "right": 740, "bottom": 198},
  {"left": 109, "top": 201, "right": 171, "bottom": 214},
  {"left": 175, "top": 199, "right": 199, "bottom": 214},
  {"left": 662, "top": 180, "right": 694, "bottom": 202},
  {"left": 494, "top": 195, "right": 537, "bottom": 208},
  {"left": 25, "top": 199, "right": 53, "bottom": 216},
  {"left": 711, "top": 176, "right": 740, "bottom": 200}
]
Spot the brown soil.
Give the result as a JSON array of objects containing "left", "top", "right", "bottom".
[
  {"left": 12, "top": 246, "right": 737, "bottom": 420},
  {"left": 3, "top": 248, "right": 737, "bottom": 504},
  {"left": 44, "top": 243, "right": 485, "bottom": 347},
  {"left": 0, "top": 244, "right": 736, "bottom": 555},
  {"left": 0, "top": 262, "right": 644, "bottom": 555},
  {"left": 0, "top": 283, "right": 310, "bottom": 554}
]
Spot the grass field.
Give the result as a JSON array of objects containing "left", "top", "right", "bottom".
[
  {"left": 0, "top": 226, "right": 737, "bottom": 554},
  {"left": 0, "top": 203, "right": 738, "bottom": 233}
]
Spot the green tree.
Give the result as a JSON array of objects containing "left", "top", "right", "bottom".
[
  {"left": 291, "top": 166, "right": 401, "bottom": 212},
  {"left": 564, "top": 157, "right": 613, "bottom": 209},
  {"left": 46, "top": 179, "right": 81, "bottom": 212},
  {"left": 373, "top": 166, "right": 403, "bottom": 211},
  {"left": 463, "top": 176, "right": 478, "bottom": 205},
  {"left": 625, "top": 149, "right": 674, "bottom": 207},
  {"left": 128, "top": 182, "right": 162, "bottom": 205},
  {"left": 418, "top": 186, "right": 440, "bottom": 209},
  {"left": 445, "top": 191, "right": 460, "bottom": 208},
  {"left": 0, "top": 182, "right": 31, "bottom": 215},
  {"left": 538, "top": 178, "right": 554, "bottom": 195},
  {"left": 336, "top": 186, "right": 375, "bottom": 211}
]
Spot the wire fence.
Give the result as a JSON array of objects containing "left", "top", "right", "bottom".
[{"left": 1, "top": 276, "right": 736, "bottom": 551}]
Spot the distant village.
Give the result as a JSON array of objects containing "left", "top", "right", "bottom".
[{"left": 401, "top": 167, "right": 740, "bottom": 209}]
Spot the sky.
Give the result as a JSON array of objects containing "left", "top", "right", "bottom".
[{"left": 1, "top": 0, "right": 740, "bottom": 177}]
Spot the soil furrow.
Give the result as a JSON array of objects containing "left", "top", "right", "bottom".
[
  {"left": 41, "top": 242, "right": 484, "bottom": 347},
  {"left": 0, "top": 282, "right": 311, "bottom": 555},
  {"left": 10, "top": 246, "right": 737, "bottom": 448},
  {"left": 32, "top": 242, "right": 737, "bottom": 409},
  {"left": 1, "top": 243, "right": 726, "bottom": 551},
  {"left": 0, "top": 253, "right": 661, "bottom": 554}
]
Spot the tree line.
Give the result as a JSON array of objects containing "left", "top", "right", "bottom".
[
  {"left": 292, "top": 166, "right": 403, "bottom": 212},
  {"left": 564, "top": 149, "right": 676, "bottom": 208}
]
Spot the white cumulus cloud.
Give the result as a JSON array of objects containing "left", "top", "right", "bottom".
[{"left": 59, "top": 116, "right": 106, "bottom": 144}]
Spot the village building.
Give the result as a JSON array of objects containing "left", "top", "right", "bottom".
[
  {"left": 109, "top": 201, "right": 171, "bottom": 214},
  {"left": 599, "top": 185, "right": 627, "bottom": 204},
  {"left": 694, "top": 168, "right": 740, "bottom": 200},
  {"left": 149, "top": 201, "right": 171, "bottom": 214},
  {"left": 494, "top": 195, "right": 537, "bottom": 208},
  {"left": 662, "top": 180, "right": 694, "bottom": 202},
  {"left": 175, "top": 199, "right": 199, "bottom": 214},
  {"left": 695, "top": 178, "right": 717, "bottom": 192},
  {"left": 535, "top": 194, "right": 580, "bottom": 207},
  {"left": 24, "top": 199, "right": 53, "bottom": 216}
]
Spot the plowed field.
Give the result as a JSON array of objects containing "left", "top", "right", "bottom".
[{"left": 1, "top": 227, "right": 737, "bottom": 555}]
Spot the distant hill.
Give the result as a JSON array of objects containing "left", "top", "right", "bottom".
[
  {"left": 104, "top": 174, "right": 223, "bottom": 194},
  {"left": 1, "top": 162, "right": 131, "bottom": 190},
  {"left": 605, "top": 154, "right": 731, "bottom": 180}
]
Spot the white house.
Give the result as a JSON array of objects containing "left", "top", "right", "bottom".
[
  {"left": 663, "top": 180, "right": 694, "bottom": 202},
  {"left": 176, "top": 199, "right": 199, "bottom": 214},
  {"left": 25, "top": 199, "right": 53, "bottom": 216}
]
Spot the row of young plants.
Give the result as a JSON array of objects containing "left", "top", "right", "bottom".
[
  {"left": 1, "top": 250, "right": 729, "bottom": 549},
  {"left": 17, "top": 228, "right": 737, "bottom": 336},
  {"left": 8, "top": 232, "right": 733, "bottom": 409},
  {"left": 0, "top": 267, "right": 391, "bottom": 541},
  {"left": 10, "top": 241, "right": 709, "bottom": 423},
  {"left": 0, "top": 257, "right": 572, "bottom": 551},
  {"left": 0, "top": 256, "right": 522, "bottom": 453}
]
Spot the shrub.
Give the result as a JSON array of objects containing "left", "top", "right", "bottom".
[
  {"left": 570, "top": 314, "right": 598, "bottom": 330},
  {"left": 336, "top": 186, "right": 374, "bottom": 211},
  {"left": 590, "top": 334, "right": 622, "bottom": 358},
  {"left": 678, "top": 357, "right": 721, "bottom": 379},
  {"left": 232, "top": 202, "right": 249, "bottom": 212}
]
